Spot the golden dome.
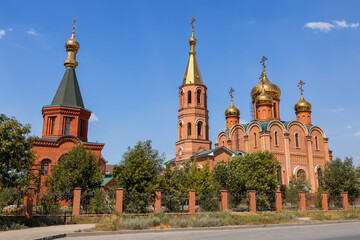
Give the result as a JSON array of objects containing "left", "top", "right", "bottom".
[
  {"left": 255, "top": 86, "right": 273, "bottom": 106},
  {"left": 251, "top": 70, "right": 281, "bottom": 101},
  {"left": 65, "top": 35, "right": 80, "bottom": 51},
  {"left": 295, "top": 94, "right": 312, "bottom": 112},
  {"left": 189, "top": 30, "right": 197, "bottom": 45},
  {"left": 225, "top": 99, "right": 240, "bottom": 117}
]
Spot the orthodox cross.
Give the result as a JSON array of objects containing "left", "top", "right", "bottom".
[
  {"left": 260, "top": 56, "right": 268, "bottom": 69},
  {"left": 297, "top": 80, "right": 305, "bottom": 95},
  {"left": 191, "top": 17, "right": 196, "bottom": 30},
  {"left": 229, "top": 88, "right": 235, "bottom": 100},
  {"left": 72, "top": 18, "right": 76, "bottom": 35}
]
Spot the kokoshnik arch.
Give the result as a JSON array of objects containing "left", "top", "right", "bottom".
[{"left": 172, "top": 19, "right": 331, "bottom": 192}]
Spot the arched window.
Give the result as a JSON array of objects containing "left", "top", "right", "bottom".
[
  {"left": 317, "top": 168, "right": 322, "bottom": 188},
  {"left": 197, "top": 90, "right": 201, "bottom": 104},
  {"left": 188, "top": 91, "right": 192, "bottom": 104},
  {"left": 187, "top": 123, "right": 191, "bottom": 136},
  {"left": 222, "top": 141, "right": 225, "bottom": 146},
  {"left": 277, "top": 168, "right": 282, "bottom": 185},
  {"left": 273, "top": 102, "right": 277, "bottom": 118},
  {"left": 254, "top": 133, "right": 257, "bottom": 147},
  {"left": 179, "top": 123, "right": 183, "bottom": 140},
  {"left": 295, "top": 133, "right": 299, "bottom": 148},
  {"left": 315, "top": 136, "right": 318, "bottom": 150},
  {"left": 180, "top": 91, "right": 184, "bottom": 107},
  {"left": 274, "top": 131, "right": 278, "bottom": 146},
  {"left": 297, "top": 169, "right": 306, "bottom": 179},
  {"left": 179, "top": 149, "right": 182, "bottom": 159},
  {"left": 197, "top": 121, "right": 203, "bottom": 137},
  {"left": 43, "top": 162, "right": 49, "bottom": 176}
]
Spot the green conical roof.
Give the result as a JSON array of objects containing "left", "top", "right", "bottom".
[{"left": 51, "top": 68, "right": 84, "bottom": 108}]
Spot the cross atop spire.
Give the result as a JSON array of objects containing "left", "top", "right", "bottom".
[
  {"left": 72, "top": 18, "right": 76, "bottom": 35},
  {"left": 297, "top": 80, "right": 305, "bottom": 95},
  {"left": 260, "top": 56, "right": 268, "bottom": 70},
  {"left": 229, "top": 88, "right": 235, "bottom": 100},
  {"left": 191, "top": 17, "right": 196, "bottom": 30}
]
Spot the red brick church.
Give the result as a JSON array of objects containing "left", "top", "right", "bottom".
[{"left": 32, "top": 21, "right": 109, "bottom": 188}]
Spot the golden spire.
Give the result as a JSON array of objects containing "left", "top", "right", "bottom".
[
  {"left": 182, "top": 18, "right": 203, "bottom": 85},
  {"left": 225, "top": 88, "right": 240, "bottom": 117},
  {"left": 295, "top": 80, "right": 312, "bottom": 112},
  {"left": 64, "top": 18, "right": 80, "bottom": 69}
]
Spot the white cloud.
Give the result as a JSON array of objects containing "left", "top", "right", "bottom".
[
  {"left": 26, "top": 28, "right": 39, "bottom": 36},
  {"left": 331, "top": 108, "right": 344, "bottom": 112},
  {"left": 89, "top": 113, "right": 99, "bottom": 122},
  {"left": 354, "top": 131, "right": 360, "bottom": 137},
  {"left": 239, "top": 119, "right": 247, "bottom": 124},
  {"left": 305, "top": 20, "right": 359, "bottom": 32},
  {"left": 7, "top": 28, "right": 13, "bottom": 31},
  {"left": 305, "top": 22, "right": 334, "bottom": 32},
  {"left": 0, "top": 30, "right": 5, "bottom": 39},
  {"left": 347, "top": 125, "right": 352, "bottom": 129}
]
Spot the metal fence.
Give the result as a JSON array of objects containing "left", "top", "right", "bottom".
[
  {"left": 0, "top": 188, "right": 26, "bottom": 216},
  {"left": 228, "top": 193, "right": 249, "bottom": 212},
  {"left": 161, "top": 192, "right": 189, "bottom": 213},
  {"left": 195, "top": 193, "right": 221, "bottom": 212},
  {"left": 81, "top": 190, "right": 115, "bottom": 215},
  {"left": 33, "top": 191, "right": 73, "bottom": 216},
  {"left": 256, "top": 194, "right": 276, "bottom": 212},
  {"left": 282, "top": 192, "right": 299, "bottom": 211},
  {"left": 123, "top": 192, "right": 155, "bottom": 214},
  {"left": 349, "top": 196, "right": 360, "bottom": 208}
]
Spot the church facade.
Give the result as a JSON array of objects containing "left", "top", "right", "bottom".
[
  {"left": 173, "top": 26, "right": 332, "bottom": 192},
  {"left": 32, "top": 21, "right": 107, "bottom": 187}
]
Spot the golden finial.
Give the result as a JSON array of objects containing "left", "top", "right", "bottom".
[
  {"left": 229, "top": 88, "right": 235, "bottom": 100},
  {"left": 297, "top": 80, "right": 305, "bottom": 95},
  {"left": 260, "top": 56, "right": 268, "bottom": 70},
  {"left": 64, "top": 18, "right": 80, "bottom": 69},
  {"left": 191, "top": 17, "right": 196, "bottom": 30}
]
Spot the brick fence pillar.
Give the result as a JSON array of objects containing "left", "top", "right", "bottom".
[
  {"left": 73, "top": 187, "right": 81, "bottom": 217},
  {"left": 154, "top": 189, "right": 162, "bottom": 213},
  {"left": 299, "top": 192, "right": 306, "bottom": 211},
  {"left": 249, "top": 190, "right": 256, "bottom": 213},
  {"left": 342, "top": 192, "right": 349, "bottom": 210},
  {"left": 115, "top": 188, "right": 124, "bottom": 214},
  {"left": 25, "top": 187, "right": 35, "bottom": 219},
  {"left": 321, "top": 192, "right": 328, "bottom": 212},
  {"left": 275, "top": 191, "right": 282, "bottom": 212},
  {"left": 221, "top": 190, "right": 228, "bottom": 211},
  {"left": 189, "top": 190, "right": 196, "bottom": 215}
]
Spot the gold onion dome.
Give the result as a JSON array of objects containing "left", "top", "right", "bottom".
[
  {"left": 189, "top": 30, "right": 197, "bottom": 45},
  {"left": 65, "top": 27, "right": 80, "bottom": 51},
  {"left": 295, "top": 94, "right": 312, "bottom": 112},
  {"left": 251, "top": 70, "right": 281, "bottom": 101},
  {"left": 225, "top": 99, "right": 240, "bottom": 117},
  {"left": 255, "top": 85, "right": 273, "bottom": 105}
]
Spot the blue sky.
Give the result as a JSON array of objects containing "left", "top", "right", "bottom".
[{"left": 1, "top": 0, "right": 360, "bottom": 165}]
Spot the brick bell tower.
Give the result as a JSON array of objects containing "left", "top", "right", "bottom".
[
  {"left": 33, "top": 19, "right": 105, "bottom": 185},
  {"left": 175, "top": 19, "right": 211, "bottom": 164}
]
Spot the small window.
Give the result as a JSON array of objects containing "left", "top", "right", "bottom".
[
  {"left": 197, "top": 121, "right": 203, "bottom": 137},
  {"left": 179, "top": 150, "right": 182, "bottom": 159},
  {"left": 180, "top": 91, "right": 184, "bottom": 107},
  {"left": 179, "top": 123, "right": 183, "bottom": 140},
  {"left": 275, "top": 131, "right": 278, "bottom": 146},
  {"left": 80, "top": 120, "right": 86, "bottom": 137},
  {"left": 254, "top": 133, "right": 257, "bottom": 147},
  {"left": 297, "top": 169, "right": 306, "bottom": 179},
  {"left": 65, "top": 117, "right": 72, "bottom": 135},
  {"left": 273, "top": 103, "right": 277, "bottom": 118},
  {"left": 197, "top": 90, "right": 201, "bottom": 104},
  {"left": 188, "top": 91, "right": 192, "bottom": 104},
  {"left": 43, "top": 162, "right": 49, "bottom": 176},
  {"left": 50, "top": 117, "right": 56, "bottom": 135},
  {"left": 187, "top": 123, "right": 191, "bottom": 136},
  {"left": 277, "top": 168, "right": 282, "bottom": 185},
  {"left": 317, "top": 168, "right": 322, "bottom": 187},
  {"left": 315, "top": 136, "right": 318, "bottom": 150},
  {"left": 295, "top": 133, "right": 299, "bottom": 148}
]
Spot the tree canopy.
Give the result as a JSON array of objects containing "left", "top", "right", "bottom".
[
  {"left": 48, "top": 144, "right": 103, "bottom": 200},
  {"left": 0, "top": 114, "right": 36, "bottom": 189}
]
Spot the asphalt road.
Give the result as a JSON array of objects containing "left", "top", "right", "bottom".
[{"left": 65, "top": 222, "right": 360, "bottom": 240}]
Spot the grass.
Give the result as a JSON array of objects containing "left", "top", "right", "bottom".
[
  {"left": 0, "top": 216, "right": 64, "bottom": 231},
  {"left": 93, "top": 209, "right": 360, "bottom": 231}
]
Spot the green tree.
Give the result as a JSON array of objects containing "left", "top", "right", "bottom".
[
  {"left": 0, "top": 114, "right": 36, "bottom": 189},
  {"left": 322, "top": 157, "right": 360, "bottom": 204},
  {"left": 48, "top": 144, "right": 103, "bottom": 201},
  {"left": 112, "top": 140, "right": 164, "bottom": 212},
  {"left": 285, "top": 174, "right": 311, "bottom": 206},
  {"left": 159, "top": 162, "right": 182, "bottom": 211}
]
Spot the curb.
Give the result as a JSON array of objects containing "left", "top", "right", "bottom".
[{"left": 54, "top": 219, "right": 360, "bottom": 239}]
